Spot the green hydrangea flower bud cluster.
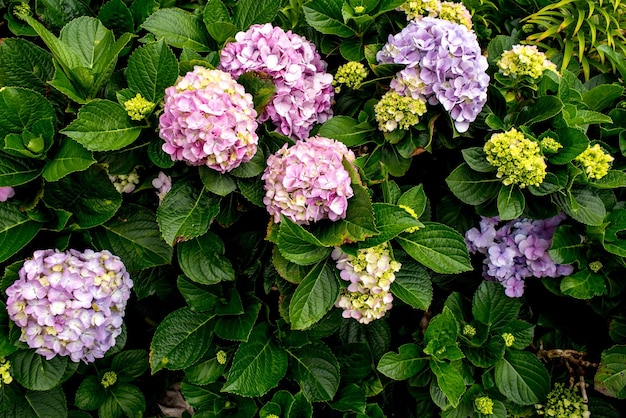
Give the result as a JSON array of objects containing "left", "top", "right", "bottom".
[
  {"left": 502, "top": 333, "right": 515, "bottom": 347},
  {"left": 216, "top": 350, "right": 227, "bottom": 365},
  {"left": 333, "top": 62, "right": 368, "bottom": 93},
  {"left": 536, "top": 383, "right": 590, "bottom": 418},
  {"left": 101, "top": 371, "right": 117, "bottom": 389},
  {"left": 109, "top": 166, "right": 140, "bottom": 194},
  {"left": 497, "top": 45, "right": 558, "bottom": 79},
  {"left": 484, "top": 128, "right": 547, "bottom": 188},
  {"left": 375, "top": 90, "right": 427, "bottom": 133},
  {"left": 0, "top": 357, "right": 12, "bottom": 386},
  {"left": 575, "top": 144, "right": 614, "bottom": 180},
  {"left": 474, "top": 396, "right": 494, "bottom": 415},
  {"left": 438, "top": 1, "right": 473, "bottom": 30},
  {"left": 462, "top": 324, "right": 477, "bottom": 338},
  {"left": 540, "top": 137, "right": 563, "bottom": 154},
  {"left": 396, "top": 0, "right": 441, "bottom": 20},
  {"left": 124, "top": 93, "right": 155, "bottom": 121}
]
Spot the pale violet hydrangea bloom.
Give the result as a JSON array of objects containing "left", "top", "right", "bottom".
[
  {"left": 377, "top": 17, "right": 489, "bottom": 132},
  {"left": 262, "top": 136, "right": 355, "bottom": 225},
  {"left": 5, "top": 249, "right": 133, "bottom": 363},
  {"left": 332, "top": 243, "right": 402, "bottom": 324},
  {"left": 159, "top": 67, "right": 259, "bottom": 173},
  {"left": 465, "top": 214, "right": 574, "bottom": 297},
  {"left": 152, "top": 172, "right": 172, "bottom": 202},
  {"left": 0, "top": 186, "right": 15, "bottom": 202},
  {"left": 109, "top": 166, "right": 140, "bottom": 194},
  {"left": 219, "top": 23, "right": 334, "bottom": 140}
]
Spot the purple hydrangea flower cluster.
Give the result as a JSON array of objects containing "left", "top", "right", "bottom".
[
  {"left": 0, "top": 186, "right": 15, "bottom": 202},
  {"left": 219, "top": 23, "right": 334, "bottom": 140},
  {"left": 465, "top": 214, "right": 574, "bottom": 297},
  {"left": 5, "top": 249, "right": 133, "bottom": 363},
  {"left": 377, "top": 17, "right": 489, "bottom": 132},
  {"left": 262, "top": 136, "right": 355, "bottom": 225},
  {"left": 158, "top": 66, "right": 259, "bottom": 173}
]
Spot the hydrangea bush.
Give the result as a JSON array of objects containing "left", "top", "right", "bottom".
[{"left": 1, "top": 0, "right": 626, "bottom": 417}]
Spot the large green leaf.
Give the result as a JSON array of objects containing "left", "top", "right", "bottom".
[
  {"left": 516, "top": 96, "right": 563, "bottom": 126},
  {"left": 303, "top": 0, "right": 358, "bottom": 37},
  {"left": 215, "top": 295, "right": 262, "bottom": 341},
  {"left": 0, "top": 39, "right": 54, "bottom": 95},
  {"left": 278, "top": 217, "right": 331, "bottom": 266},
  {"left": 233, "top": 0, "right": 282, "bottom": 30},
  {"left": 377, "top": 343, "right": 427, "bottom": 380},
  {"left": 288, "top": 343, "right": 340, "bottom": 402},
  {"left": 61, "top": 100, "right": 141, "bottom": 151},
  {"left": 603, "top": 209, "right": 626, "bottom": 256},
  {"left": 10, "top": 349, "right": 71, "bottom": 391},
  {"left": 595, "top": 345, "right": 626, "bottom": 399},
  {"left": 202, "top": 0, "right": 239, "bottom": 44},
  {"left": 176, "top": 275, "right": 219, "bottom": 312},
  {"left": 430, "top": 360, "right": 466, "bottom": 408},
  {"left": 548, "top": 224, "right": 586, "bottom": 264},
  {"left": 222, "top": 323, "right": 288, "bottom": 397},
  {"left": 157, "top": 181, "right": 221, "bottom": 246},
  {"left": 397, "top": 184, "right": 428, "bottom": 219},
  {"left": 177, "top": 232, "right": 235, "bottom": 285},
  {"left": 24, "top": 387, "right": 68, "bottom": 418},
  {"left": 0, "top": 153, "right": 42, "bottom": 187},
  {"left": 396, "top": 222, "right": 472, "bottom": 274},
  {"left": 43, "top": 164, "right": 122, "bottom": 229},
  {"left": 547, "top": 127, "right": 589, "bottom": 165},
  {"left": 126, "top": 40, "right": 179, "bottom": 103},
  {"left": 141, "top": 8, "right": 212, "bottom": 52},
  {"left": 472, "top": 282, "right": 520, "bottom": 331},
  {"left": 289, "top": 261, "right": 339, "bottom": 330},
  {"left": 553, "top": 189, "right": 606, "bottom": 226},
  {"left": 497, "top": 185, "right": 525, "bottom": 221},
  {"left": 111, "top": 349, "right": 150, "bottom": 378},
  {"left": 42, "top": 138, "right": 95, "bottom": 182},
  {"left": 494, "top": 350, "right": 550, "bottom": 405},
  {"left": 91, "top": 204, "right": 173, "bottom": 272},
  {"left": 318, "top": 116, "right": 375, "bottom": 147},
  {"left": 390, "top": 252, "right": 432, "bottom": 311},
  {"left": 560, "top": 268, "right": 606, "bottom": 299},
  {"left": 99, "top": 383, "right": 146, "bottom": 418},
  {"left": 0, "top": 203, "right": 41, "bottom": 263},
  {"left": 445, "top": 163, "right": 501, "bottom": 206},
  {"left": 360, "top": 203, "right": 422, "bottom": 247},
  {"left": 149, "top": 307, "right": 215, "bottom": 373},
  {"left": 0, "top": 87, "right": 56, "bottom": 141},
  {"left": 423, "top": 307, "right": 461, "bottom": 361}
]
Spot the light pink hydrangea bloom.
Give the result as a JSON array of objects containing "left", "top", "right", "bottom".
[
  {"left": 152, "top": 171, "right": 172, "bottom": 202},
  {"left": 159, "top": 67, "right": 259, "bottom": 173},
  {"left": 262, "top": 136, "right": 355, "bottom": 224},
  {"left": 6, "top": 249, "right": 133, "bottom": 363},
  {"left": 0, "top": 186, "right": 15, "bottom": 202},
  {"left": 219, "top": 23, "right": 334, "bottom": 140}
]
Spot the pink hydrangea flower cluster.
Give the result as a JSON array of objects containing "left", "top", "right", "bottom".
[
  {"left": 219, "top": 23, "right": 334, "bottom": 140},
  {"left": 0, "top": 186, "right": 15, "bottom": 202},
  {"left": 152, "top": 171, "right": 172, "bottom": 203},
  {"left": 5, "top": 249, "right": 133, "bottom": 363},
  {"left": 158, "top": 67, "right": 259, "bottom": 173},
  {"left": 465, "top": 214, "right": 574, "bottom": 297},
  {"left": 332, "top": 243, "right": 402, "bottom": 324},
  {"left": 262, "top": 136, "right": 355, "bottom": 224},
  {"left": 377, "top": 17, "right": 489, "bottom": 132}
]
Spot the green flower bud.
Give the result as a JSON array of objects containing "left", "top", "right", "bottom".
[
  {"left": 475, "top": 396, "right": 494, "bottom": 415},
  {"left": 101, "top": 371, "right": 117, "bottom": 388}
]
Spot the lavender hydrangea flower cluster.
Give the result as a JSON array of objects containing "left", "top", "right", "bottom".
[
  {"left": 158, "top": 66, "right": 259, "bottom": 173},
  {"left": 262, "top": 136, "right": 355, "bottom": 225},
  {"left": 5, "top": 249, "right": 133, "bottom": 363},
  {"left": 219, "top": 23, "right": 334, "bottom": 140},
  {"left": 465, "top": 214, "right": 574, "bottom": 297},
  {"left": 0, "top": 186, "right": 15, "bottom": 202},
  {"left": 332, "top": 243, "right": 401, "bottom": 324},
  {"left": 377, "top": 17, "right": 489, "bottom": 133}
]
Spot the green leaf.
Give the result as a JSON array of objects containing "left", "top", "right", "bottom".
[
  {"left": 157, "top": 181, "right": 221, "bottom": 246},
  {"left": 0, "top": 203, "right": 41, "bottom": 263},
  {"left": 91, "top": 204, "right": 173, "bottom": 271},
  {"left": 429, "top": 360, "right": 466, "bottom": 408},
  {"left": 560, "top": 268, "right": 606, "bottom": 299},
  {"left": 0, "top": 154, "right": 42, "bottom": 187},
  {"left": 397, "top": 184, "right": 428, "bottom": 219},
  {"left": 236, "top": 72, "right": 276, "bottom": 116},
  {"left": 288, "top": 342, "right": 340, "bottom": 402},
  {"left": 501, "top": 320, "right": 535, "bottom": 350},
  {"left": 329, "top": 384, "right": 366, "bottom": 414},
  {"left": 99, "top": 384, "right": 146, "bottom": 418},
  {"left": 287, "top": 392, "right": 313, "bottom": 418},
  {"left": 234, "top": 0, "right": 282, "bottom": 30},
  {"left": 318, "top": 116, "right": 375, "bottom": 147},
  {"left": 42, "top": 138, "right": 95, "bottom": 182},
  {"left": 126, "top": 40, "right": 179, "bottom": 103},
  {"left": 111, "top": 349, "right": 150, "bottom": 378},
  {"left": 472, "top": 282, "right": 520, "bottom": 331},
  {"left": 0, "top": 87, "right": 56, "bottom": 141},
  {"left": 222, "top": 323, "right": 288, "bottom": 397},
  {"left": 377, "top": 343, "right": 427, "bottom": 380},
  {"left": 10, "top": 349, "right": 70, "bottom": 390},
  {"left": 582, "top": 84, "right": 624, "bottom": 111},
  {"left": 43, "top": 164, "right": 122, "bottom": 229},
  {"left": 0, "top": 39, "right": 54, "bottom": 95},
  {"left": 564, "top": 107, "right": 613, "bottom": 127},
  {"left": 590, "top": 170, "right": 626, "bottom": 189},
  {"left": 603, "top": 209, "right": 626, "bottom": 256},
  {"left": 517, "top": 96, "right": 563, "bottom": 126},
  {"left": 61, "top": 100, "right": 141, "bottom": 151},
  {"left": 423, "top": 307, "right": 460, "bottom": 359},
  {"left": 289, "top": 261, "right": 339, "bottom": 330},
  {"left": 359, "top": 203, "right": 422, "bottom": 247},
  {"left": 462, "top": 148, "right": 495, "bottom": 173},
  {"left": 229, "top": 146, "right": 266, "bottom": 178},
  {"left": 98, "top": 0, "right": 134, "bottom": 36},
  {"left": 464, "top": 336, "right": 505, "bottom": 368},
  {"left": 141, "top": 8, "right": 212, "bottom": 52},
  {"left": 497, "top": 185, "right": 525, "bottom": 221},
  {"left": 176, "top": 275, "right": 219, "bottom": 312},
  {"left": 494, "top": 350, "right": 550, "bottom": 405},
  {"left": 198, "top": 166, "right": 237, "bottom": 196},
  {"left": 390, "top": 252, "right": 432, "bottom": 311},
  {"left": 24, "top": 387, "right": 68, "bottom": 418},
  {"left": 445, "top": 163, "right": 501, "bottom": 206},
  {"left": 598, "top": 45, "right": 626, "bottom": 81},
  {"left": 396, "top": 222, "right": 472, "bottom": 274},
  {"left": 595, "top": 345, "right": 626, "bottom": 399},
  {"left": 149, "top": 307, "right": 215, "bottom": 373},
  {"left": 548, "top": 224, "right": 585, "bottom": 264},
  {"left": 215, "top": 294, "right": 262, "bottom": 341},
  {"left": 554, "top": 189, "right": 606, "bottom": 226},
  {"left": 185, "top": 357, "right": 225, "bottom": 385},
  {"left": 177, "top": 232, "right": 235, "bottom": 285},
  {"left": 303, "top": 0, "right": 358, "bottom": 37},
  {"left": 278, "top": 217, "right": 331, "bottom": 266},
  {"left": 203, "top": 0, "right": 239, "bottom": 44},
  {"left": 75, "top": 375, "right": 108, "bottom": 410}
]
